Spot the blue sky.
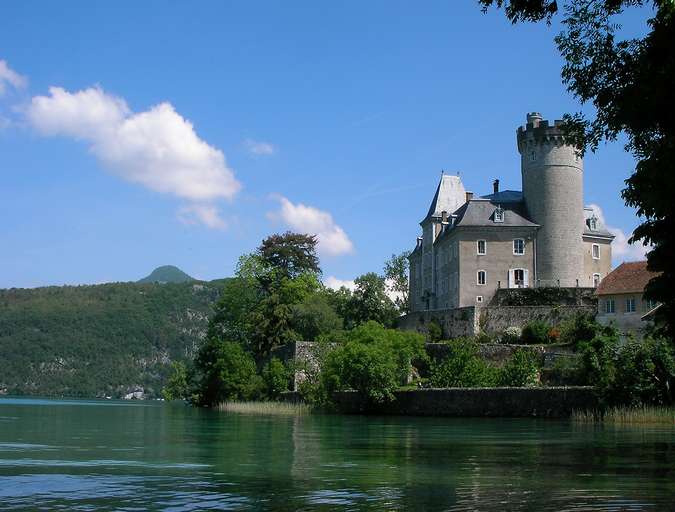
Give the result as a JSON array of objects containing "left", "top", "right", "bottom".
[{"left": 0, "top": 1, "right": 651, "bottom": 288}]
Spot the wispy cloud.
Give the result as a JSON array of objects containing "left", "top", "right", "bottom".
[
  {"left": 588, "top": 204, "right": 650, "bottom": 265},
  {"left": 0, "top": 60, "right": 27, "bottom": 96},
  {"left": 26, "top": 86, "right": 240, "bottom": 228},
  {"left": 243, "top": 138, "right": 276, "bottom": 156},
  {"left": 268, "top": 195, "right": 354, "bottom": 256}
]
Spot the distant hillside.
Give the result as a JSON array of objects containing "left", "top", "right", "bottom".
[
  {"left": 138, "top": 265, "right": 195, "bottom": 284},
  {"left": 0, "top": 279, "right": 227, "bottom": 399}
]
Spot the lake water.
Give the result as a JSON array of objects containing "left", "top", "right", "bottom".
[{"left": 0, "top": 398, "right": 673, "bottom": 511}]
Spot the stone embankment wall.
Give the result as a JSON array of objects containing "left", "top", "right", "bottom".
[
  {"left": 478, "top": 305, "right": 595, "bottom": 334},
  {"left": 332, "top": 387, "right": 596, "bottom": 418},
  {"left": 399, "top": 304, "right": 595, "bottom": 338},
  {"left": 426, "top": 342, "right": 557, "bottom": 366}
]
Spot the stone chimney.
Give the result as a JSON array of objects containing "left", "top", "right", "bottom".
[
  {"left": 493, "top": 179, "right": 499, "bottom": 194},
  {"left": 465, "top": 191, "right": 474, "bottom": 202}
]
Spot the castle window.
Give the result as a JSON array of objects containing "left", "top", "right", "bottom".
[
  {"left": 605, "top": 298, "right": 615, "bottom": 314},
  {"left": 625, "top": 297, "right": 636, "bottom": 313},
  {"left": 477, "top": 240, "right": 486, "bottom": 255},
  {"left": 587, "top": 215, "right": 598, "bottom": 231},
  {"left": 593, "top": 273, "right": 601, "bottom": 287},
  {"left": 592, "top": 244, "right": 600, "bottom": 260},
  {"left": 494, "top": 206, "right": 504, "bottom": 223},
  {"left": 476, "top": 296, "right": 483, "bottom": 303},
  {"left": 513, "top": 238, "right": 525, "bottom": 255},
  {"left": 477, "top": 270, "right": 486, "bottom": 286},
  {"left": 530, "top": 151, "right": 536, "bottom": 161}
]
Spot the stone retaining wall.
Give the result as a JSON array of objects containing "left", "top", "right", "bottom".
[
  {"left": 478, "top": 305, "right": 596, "bottom": 334},
  {"left": 399, "top": 305, "right": 595, "bottom": 338},
  {"left": 332, "top": 387, "right": 596, "bottom": 418}
]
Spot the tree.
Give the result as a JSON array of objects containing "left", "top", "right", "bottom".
[
  {"left": 193, "top": 338, "right": 262, "bottom": 406},
  {"left": 162, "top": 361, "right": 190, "bottom": 401},
  {"left": 258, "top": 232, "right": 320, "bottom": 280},
  {"left": 478, "top": 0, "right": 675, "bottom": 335},
  {"left": 346, "top": 273, "right": 398, "bottom": 328},
  {"left": 384, "top": 251, "right": 410, "bottom": 314}
]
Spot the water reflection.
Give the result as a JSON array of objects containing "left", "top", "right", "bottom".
[{"left": 0, "top": 398, "right": 672, "bottom": 511}]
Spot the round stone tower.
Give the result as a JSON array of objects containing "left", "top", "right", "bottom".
[{"left": 517, "top": 112, "right": 584, "bottom": 287}]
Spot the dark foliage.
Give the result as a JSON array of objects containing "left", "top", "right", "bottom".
[{"left": 258, "top": 232, "right": 320, "bottom": 280}]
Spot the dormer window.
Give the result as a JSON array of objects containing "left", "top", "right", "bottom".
[
  {"left": 494, "top": 206, "right": 504, "bottom": 223},
  {"left": 587, "top": 215, "right": 598, "bottom": 231}
]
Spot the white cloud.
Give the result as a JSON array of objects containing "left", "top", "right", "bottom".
[
  {"left": 588, "top": 204, "right": 650, "bottom": 265},
  {"left": 324, "top": 276, "right": 356, "bottom": 291},
  {"left": 26, "top": 86, "right": 240, "bottom": 228},
  {"left": 177, "top": 204, "right": 228, "bottom": 230},
  {"left": 244, "top": 138, "right": 276, "bottom": 156},
  {"left": 0, "top": 60, "right": 27, "bottom": 95},
  {"left": 268, "top": 195, "right": 354, "bottom": 256}
]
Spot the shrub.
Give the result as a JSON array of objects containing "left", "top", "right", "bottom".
[
  {"left": 607, "top": 337, "right": 674, "bottom": 406},
  {"left": 559, "top": 314, "right": 602, "bottom": 349},
  {"left": 262, "top": 358, "right": 291, "bottom": 399},
  {"left": 319, "top": 322, "right": 426, "bottom": 405},
  {"left": 162, "top": 361, "right": 190, "bottom": 401},
  {"left": 578, "top": 329, "right": 619, "bottom": 391},
  {"left": 429, "top": 340, "right": 499, "bottom": 387},
  {"left": 498, "top": 349, "right": 540, "bottom": 387},
  {"left": 501, "top": 326, "right": 522, "bottom": 344},
  {"left": 193, "top": 339, "right": 263, "bottom": 406},
  {"left": 427, "top": 321, "right": 443, "bottom": 342},
  {"left": 521, "top": 320, "right": 553, "bottom": 344}
]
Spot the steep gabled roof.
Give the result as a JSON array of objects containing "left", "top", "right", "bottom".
[
  {"left": 452, "top": 199, "right": 538, "bottom": 228},
  {"left": 596, "top": 261, "right": 659, "bottom": 295},
  {"left": 422, "top": 174, "right": 466, "bottom": 224}
]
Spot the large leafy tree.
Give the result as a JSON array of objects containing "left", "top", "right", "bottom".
[
  {"left": 258, "top": 231, "right": 320, "bottom": 280},
  {"left": 384, "top": 251, "right": 411, "bottom": 314},
  {"left": 478, "top": 0, "right": 675, "bottom": 335},
  {"left": 346, "top": 273, "right": 399, "bottom": 328}
]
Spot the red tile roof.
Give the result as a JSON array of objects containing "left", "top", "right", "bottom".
[{"left": 596, "top": 261, "right": 659, "bottom": 295}]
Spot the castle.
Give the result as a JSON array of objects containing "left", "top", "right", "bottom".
[{"left": 408, "top": 113, "right": 615, "bottom": 312}]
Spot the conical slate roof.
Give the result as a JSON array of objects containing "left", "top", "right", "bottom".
[{"left": 422, "top": 174, "right": 466, "bottom": 224}]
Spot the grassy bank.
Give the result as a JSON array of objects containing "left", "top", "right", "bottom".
[
  {"left": 572, "top": 406, "right": 675, "bottom": 426},
  {"left": 217, "top": 401, "right": 311, "bottom": 416}
]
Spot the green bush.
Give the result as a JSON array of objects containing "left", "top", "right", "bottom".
[
  {"left": 521, "top": 320, "right": 553, "bottom": 344},
  {"left": 559, "top": 314, "right": 601, "bottom": 349},
  {"left": 318, "top": 322, "right": 426, "bottom": 405},
  {"left": 193, "top": 338, "right": 263, "bottom": 406},
  {"left": 578, "top": 328, "right": 619, "bottom": 391},
  {"left": 162, "top": 361, "right": 190, "bottom": 401},
  {"left": 498, "top": 349, "right": 540, "bottom": 387},
  {"left": 429, "top": 340, "right": 499, "bottom": 387},
  {"left": 427, "top": 321, "right": 443, "bottom": 342},
  {"left": 262, "top": 358, "right": 291, "bottom": 399},
  {"left": 607, "top": 338, "right": 674, "bottom": 406}
]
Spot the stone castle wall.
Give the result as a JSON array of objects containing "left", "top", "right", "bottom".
[{"left": 399, "top": 303, "right": 596, "bottom": 338}]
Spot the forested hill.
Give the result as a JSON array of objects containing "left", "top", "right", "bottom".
[{"left": 0, "top": 280, "right": 226, "bottom": 398}]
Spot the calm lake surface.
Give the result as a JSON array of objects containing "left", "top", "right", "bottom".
[{"left": 0, "top": 398, "right": 673, "bottom": 511}]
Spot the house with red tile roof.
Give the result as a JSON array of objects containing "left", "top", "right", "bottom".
[{"left": 596, "top": 261, "right": 660, "bottom": 339}]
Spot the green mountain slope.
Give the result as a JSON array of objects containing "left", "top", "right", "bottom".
[
  {"left": 0, "top": 280, "right": 226, "bottom": 398},
  {"left": 138, "top": 265, "right": 195, "bottom": 284}
]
